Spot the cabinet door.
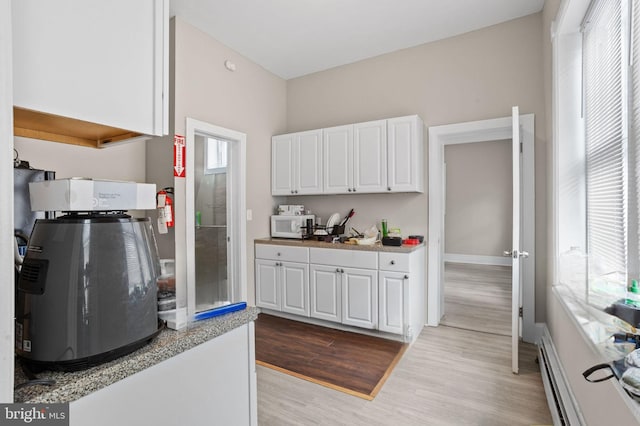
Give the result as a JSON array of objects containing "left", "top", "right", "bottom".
[
  {"left": 323, "top": 125, "right": 353, "bottom": 194},
  {"left": 281, "top": 262, "right": 310, "bottom": 317},
  {"left": 387, "top": 116, "right": 424, "bottom": 192},
  {"left": 342, "top": 268, "right": 377, "bottom": 329},
  {"left": 309, "top": 265, "right": 341, "bottom": 322},
  {"left": 272, "top": 134, "right": 295, "bottom": 195},
  {"left": 378, "top": 271, "right": 406, "bottom": 335},
  {"left": 255, "top": 260, "right": 280, "bottom": 311},
  {"left": 353, "top": 120, "right": 387, "bottom": 193},
  {"left": 296, "top": 130, "right": 323, "bottom": 194},
  {"left": 12, "top": 0, "right": 168, "bottom": 136}
]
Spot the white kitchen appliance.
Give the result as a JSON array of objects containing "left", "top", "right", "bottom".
[{"left": 271, "top": 214, "right": 315, "bottom": 239}]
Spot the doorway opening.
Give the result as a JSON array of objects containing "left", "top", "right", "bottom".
[
  {"left": 184, "top": 118, "right": 247, "bottom": 319},
  {"left": 427, "top": 112, "right": 540, "bottom": 345},
  {"left": 440, "top": 139, "right": 512, "bottom": 336}
]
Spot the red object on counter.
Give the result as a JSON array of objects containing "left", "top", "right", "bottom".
[{"left": 402, "top": 238, "right": 420, "bottom": 245}]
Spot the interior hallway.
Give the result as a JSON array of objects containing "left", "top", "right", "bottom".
[{"left": 441, "top": 262, "right": 512, "bottom": 336}]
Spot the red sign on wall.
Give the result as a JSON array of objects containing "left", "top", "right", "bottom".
[{"left": 174, "top": 135, "right": 186, "bottom": 177}]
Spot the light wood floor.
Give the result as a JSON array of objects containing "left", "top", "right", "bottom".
[
  {"left": 441, "top": 262, "right": 512, "bottom": 336},
  {"left": 257, "top": 325, "right": 552, "bottom": 426}
]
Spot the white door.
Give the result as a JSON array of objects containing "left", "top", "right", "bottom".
[
  {"left": 309, "top": 265, "right": 341, "bottom": 322},
  {"left": 255, "top": 260, "right": 280, "bottom": 311},
  {"left": 341, "top": 267, "right": 377, "bottom": 329},
  {"left": 507, "top": 106, "right": 526, "bottom": 374},
  {"left": 296, "top": 130, "right": 323, "bottom": 194},
  {"left": 323, "top": 125, "right": 353, "bottom": 194},
  {"left": 271, "top": 134, "right": 295, "bottom": 195},
  {"left": 353, "top": 120, "right": 387, "bottom": 193},
  {"left": 281, "top": 262, "right": 310, "bottom": 317}
]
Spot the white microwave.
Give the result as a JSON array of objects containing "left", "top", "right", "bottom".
[{"left": 271, "top": 214, "right": 315, "bottom": 239}]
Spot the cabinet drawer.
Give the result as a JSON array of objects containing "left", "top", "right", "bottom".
[
  {"left": 310, "top": 247, "right": 377, "bottom": 269},
  {"left": 379, "top": 252, "right": 410, "bottom": 272},
  {"left": 255, "top": 244, "right": 309, "bottom": 263}
]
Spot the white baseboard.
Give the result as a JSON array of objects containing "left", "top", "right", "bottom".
[{"left": 444, "top": 253, "right": 511, "bottom": 266}]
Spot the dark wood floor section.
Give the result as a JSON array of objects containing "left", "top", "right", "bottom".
[{"left": 255, "top": 314, "right": 405, "bottom": 398}]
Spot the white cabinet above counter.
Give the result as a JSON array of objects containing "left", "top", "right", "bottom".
[
  {"left": 12, "top": 0, "right": 169, "bottom": 148},
  {"left": 271, "top": 115, "right": 424, "bottom": 195}
]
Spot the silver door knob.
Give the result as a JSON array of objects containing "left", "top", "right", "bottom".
[{"left": 503, "top": 249, "right": 529, "bottom": 259}]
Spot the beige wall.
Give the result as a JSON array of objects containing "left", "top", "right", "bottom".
[
  {"left": 147, "top": 17, "right": 287, "bottom": 304},
  {"left": 444, "top": 140, "right": 512, "bottom": 257},
  {"left": 286, "top": 13, "right": 547, "bottom": 321}
]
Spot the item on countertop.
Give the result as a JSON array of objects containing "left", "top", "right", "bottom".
[
  {"left": 621, "top": 367, "right": 640, "bottom": 398},
  {"left": 402, "top": 238, "right": 420, "bottom": 245},
  {"left": 626, "top": 348, "right": 640, "bottom": 367},
  {"left": 339, "top": 209, "right": 355, "bottom": 227},
  {"left": 381, "top": 219, "right": 388, "bottom": 237},
  {"left": 326, "top": 213, "right": 340, "bottom": 233},
  {"left": 382, "top": 236, "right": 402, "bottom": 246},
  {"left": 408, "top": 235, "right": 424, "bottom": 243},
  {"left": 277, "top": 205, "right": 305, "bottom": 215},
  {"left": 388, "top": 227, "right": 401, "bottom": 238}
]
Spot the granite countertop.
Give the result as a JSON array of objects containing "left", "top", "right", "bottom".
[
  {"left": 255, "top": 237, "right": 425, "bottom": 253},
  {"left": 14, "top": 306, "right": 260, "bottom": 404}
]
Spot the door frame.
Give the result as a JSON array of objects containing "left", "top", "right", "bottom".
[
  {"left": 184, "top": 118, "right": 247, "bottom": 319},
  {"left": 427, "top": 113, "right": 540, "bottom": 343}
]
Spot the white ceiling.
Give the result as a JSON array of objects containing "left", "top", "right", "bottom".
[{"left": 170, "top": 0, "right": 545, "bottom": 80}]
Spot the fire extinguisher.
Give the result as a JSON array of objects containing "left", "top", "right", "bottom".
[{"left": 157, "top": 187, "right": 174, "bottom": 232}]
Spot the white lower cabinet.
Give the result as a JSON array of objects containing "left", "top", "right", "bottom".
[
  {"left": 255, "top": 245, "right": 310, "bottom": 316},
  {"left": 378, "top": 247, "right": 426, "bottom": 341},
  {"left": 378, "top": 271, "right": 407, "bottom": 335},
  {"left": 310, "top": 265, "right": 342, "bottom": 322},
  {"left": 281, "top": 262, "right": 310, "bottom": 316},
  {"left": 342, "top": 267, "right": 377, "bottom": 329},
  {"left": 256, "top": 243, "right": 425, "bottom": 342}
]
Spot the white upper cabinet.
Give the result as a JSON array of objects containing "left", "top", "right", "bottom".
[
  {"left": 12, "top": 0, "right": 169, "bottom": 138},
  {"left": 323, "top": 124, "right": 353, "bottom": 194},
  {"left": 273, "top": 115, "right": 423, "bottom": 195},
  {"left": 387, "top": 115, "right": 424, "bottom": 192},
  {"left": 272, "top": 130, "right": 323, "bottom": 195},
  {"left": 324, "top": 120, "right": 386, "bottom": 194},
  {"left": 353, "top": 120, "right": 387, "bottom": 193}
]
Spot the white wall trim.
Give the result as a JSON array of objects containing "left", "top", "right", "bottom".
[
  {"left": 444, "top": 253, "right": 511, "bottom": 266},
  {"left": 0, "top": 0, "right": 14, "bottom": 402},
  {"left": 428, "top": 112, "right": 537, "bottom": 344}
]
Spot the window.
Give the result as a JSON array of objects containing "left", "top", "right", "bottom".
[
  {"left": 205, "top": 137, "right": 228, "bottom": 174},
  {"left": 556, "top": 0, "right": 640, "bottom": 310}
]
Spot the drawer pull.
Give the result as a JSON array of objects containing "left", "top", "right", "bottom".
[
  {"left": 390, "top": 260, "right": 395, "bottom": 265},
  {"left": 404, "top": 275, "right": 409, "bottom": 279}
]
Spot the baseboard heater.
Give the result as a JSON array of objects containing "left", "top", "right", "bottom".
[{"left": 538, "top": 326, "right": 585, "bottom": 425}]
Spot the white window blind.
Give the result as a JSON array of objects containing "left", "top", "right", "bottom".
[{"left": 583, "top": 0, "right": 627, "bottom": 276}]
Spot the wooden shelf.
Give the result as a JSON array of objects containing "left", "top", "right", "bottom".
[{"left": 13, "top": 107, "right": 147, "bottom": 148}]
